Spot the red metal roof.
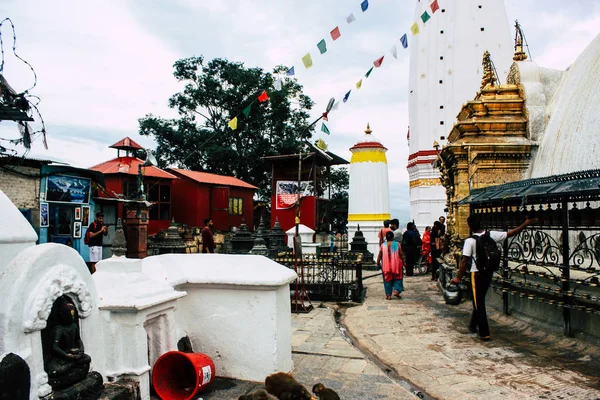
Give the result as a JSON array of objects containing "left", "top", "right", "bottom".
[
  {"left": 109, "top": 137, "right": 144, "bottom": 150},
  {"left": 90, "top": 157, "right": 177, "bottom": 179},
  {"left": 170, "top": 168, "right": 258, "bottom": 189}
]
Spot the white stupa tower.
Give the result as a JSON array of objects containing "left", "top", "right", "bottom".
[
  {"left": 407, "top": 0, "right": 513, "bottom": 231},
  {"left": 347, "top": 124, "right": 391, "bottom": 257}
]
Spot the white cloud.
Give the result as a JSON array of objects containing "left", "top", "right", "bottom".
[{"left": 2, "top": 0, "right": 599, "bottom": 219}]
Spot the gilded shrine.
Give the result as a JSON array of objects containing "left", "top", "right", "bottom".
[{"left": 438, "top": 51, "right": 536, "bottom": 240}]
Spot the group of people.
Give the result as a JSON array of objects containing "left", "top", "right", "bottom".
[
  {"left": 375, "top": 216, "right": 447, "bottom": 300},
  {"left": 376, "top": 213, "right": 537, "bottom": 341}
]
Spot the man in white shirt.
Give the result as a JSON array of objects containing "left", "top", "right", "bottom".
[{"left": 451, "top": 214, "right": 537, "bottom": 341}]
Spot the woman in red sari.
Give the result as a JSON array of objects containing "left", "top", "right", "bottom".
[
  {"left": 422, "top": 226, "right": 432, "bottom": 267},
  {"left": 376, "top": 231, "right": 406, "bottom": 300}
]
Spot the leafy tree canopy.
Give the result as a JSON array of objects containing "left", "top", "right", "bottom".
[{"left": 138, "top": 56, "right": 315, "bottom": 200}]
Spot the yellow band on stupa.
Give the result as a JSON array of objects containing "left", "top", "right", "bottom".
[
  {"left": 348, "top": 213, "right": 391, "bottom": 221},
  {"left": 350, "top": 151, "right": 387, "bottom": 164}
]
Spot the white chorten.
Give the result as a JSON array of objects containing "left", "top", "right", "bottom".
[
  {"left": 407, "top": 0, "right": 513, "bottom": 231},
  {"left": 347, "top": 124, "right": 391, "bottom": 257}
]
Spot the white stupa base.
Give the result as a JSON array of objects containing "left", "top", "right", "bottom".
[{"left": 347, "top": 221, "right": 381, "bottom": 258}]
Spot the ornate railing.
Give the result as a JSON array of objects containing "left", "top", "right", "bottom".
[
  {"left": 274, "top": 251, "right": 363, "bottom": 302},
  {"left": 469, "top": 198, "right": 600, "bottom": 336}
]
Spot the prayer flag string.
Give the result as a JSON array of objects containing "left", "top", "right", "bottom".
[{"left": 228, "top": 0, "right": 443, "bottom": 132}]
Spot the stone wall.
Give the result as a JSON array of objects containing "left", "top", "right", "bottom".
[{"left": 0, "top": 165, "right": 41, "bottom": 229}]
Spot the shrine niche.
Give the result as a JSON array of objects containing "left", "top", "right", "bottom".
[
  {"left": 0, "top": 237, "right": 107, "bottom": 400},
  {"left": 41, "top": 295, "right": 103, "bottom": 398}
]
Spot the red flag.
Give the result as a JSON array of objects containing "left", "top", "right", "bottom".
[
  {"left": 430, "top": 0, "right": 440, "bottom": 13},
  {"left": 322, "top": 112, "right": 329, "bottom": 121},
  {"left": 258, "top": 90, "right": 269, "bottom": 103},
  {"left": 330, "top": 26, "right": 341, "bottom": 41},
  {"left": 373, "top": 55, "right": 385, "bottom": 68}
]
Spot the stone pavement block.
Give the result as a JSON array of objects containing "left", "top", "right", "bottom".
[
  {"left": 291, "top": 332, "right": 310, "bottom": 347},
  {"left": 435, "top": 373, "right": 473, "bottom": 385},
  {"left": 341, "top": 358, "right": 367, "bottom": 374},
  {"left": 423, "top": 367, "right": 459, "bottom": 378}
]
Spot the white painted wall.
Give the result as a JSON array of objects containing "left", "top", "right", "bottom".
[
  {"left": 0, "top": 243, "right": 106, "bottom": 400},
  {"left": 348, "top": 161, "right": 391, "bottom": 217},
  {"left": 0, "top": 190, "right": 38, "bottom": 272},
  {"left": 142, "top": 254, "right": 298, "bottom": 382},
  {"left": 408, "top": 0, "right": 513, "bottom": 229},
  {"left": 94, "top": 256, "right": 186, "bottom": 400},
  {"left": 528, "top": 33, "right": 600, "bottom": 178}
]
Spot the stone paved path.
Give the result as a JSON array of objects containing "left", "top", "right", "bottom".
[{"left": 342, "top": 274, "right": 600, "bottom": 400}]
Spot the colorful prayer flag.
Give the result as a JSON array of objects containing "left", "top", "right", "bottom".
[
  {"left": 361, "top": 0, "right": 369, "bottom": 12},
  {"left": 391, "top": 44, "right": 398, "bottom": 59},
  {"left": 258, "top": 90, "right": 269, "bottom": 103},
  {"left": 365, "top": 67, "right": 373, "bottom": 78},
  {"left": 322, "top": 112, "right": 328, "bottom": 121},
  {"left": 373, "top": 55, "right": 384, "bottom": 68},
  {"left": 273, "top": 79, "right": 282, "bottom": 91},
  {"left": 317, "top": 39, "right": 327, "bottom": 54},
  {"left": 400, "top": 34, "right": 408, "bottom": 48},
  {"left": 346, "top": 13, "right": 356, "bottom": 24},
  {"left": 228, "top": 117, "right": 238, "bottom": 130},
  {"left": 356, "top": 79, "right": 363, "bottom": 89},
  {"left": 410, "top": 22, "right": 419, "bottom": 35},
  {"left": 421, "top": 11, "right": 431, "bottom": 23},
  {"left": 242, "top": 104, "right": 252, "bottom": 118},
  {"left": 430, "top": 0, "right": 440, "bottom": 13},
  {"left": 331, "top": 101, "right": 340, "bottom": 111},
  {"left": 343, "top": 90, "right": 351, "bottom": 103},
  {"left": 330, "top": 26, "right": 341, "bottom": 41},
  {"left": 302, "top": 53, "right": 313, "bottom": 69},
  {"left": 287, "top": 66, "right": 295, "bottom": 76},
  {"left": 321, "top": 123, "right": 330, "bottom": 135}
]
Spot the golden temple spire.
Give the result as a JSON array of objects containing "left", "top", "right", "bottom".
[
  {"left": 513, "top": 20, "right": 528, "bottom": 61},
  {"left": 480, "top": 51, "right": 497, "bottom": 91},
  {"left": 365, "top": 123, "right": 372, "bottom": 134}
]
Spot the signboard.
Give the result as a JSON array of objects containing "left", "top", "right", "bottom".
[
  {"left": 46, "top": 175, "right": 91, "bottom": 204},
  {"left": 275, "top": 180, "right": 312, "bottom": 210}
]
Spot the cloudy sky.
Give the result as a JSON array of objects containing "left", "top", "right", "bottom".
[{"left": 1, "top": 0, "right": 599, "bottom": 222}]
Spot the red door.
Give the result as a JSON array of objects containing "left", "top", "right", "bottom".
[{"left": 210, "top": 187, "right": 229, "bottom": 231}]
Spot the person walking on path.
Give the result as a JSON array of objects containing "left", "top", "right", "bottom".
[
  {"left": 376, "top": 231, "right": 406, "bottom": 300},
  {"left": 430, "top": 221, "right": 443, "bottom": 281},
  {"left": 87, "top": 212, "right": 107, "bottom": 274},
  {"left": 377, "top": 219, "right": 392, "bottom": 246},
  {"left": 421, "top": 226, "right": 432, "bottom": 269},
  {"left": 201, "top": 218, "right": 215, "bottom": 253},
  {"left": 451, "top": 214, "right": 537, "bottom": 341},
  {"left": 402, "top": 222, "right": 420, "bottom": 276}
]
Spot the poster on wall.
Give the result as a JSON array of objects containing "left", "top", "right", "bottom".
[
  {"left": 46, "top": 175, "right": 91, "bottom": 204},
  {"left": 73, "top": 221, "right": 82, "bottom": 238},
  {"left": 275, "top": 180, "right": 312, "bottom": 210},
  {"left": 82, "top": 206, "right": 90, "bottom": 226},
  {"left": 40, "top": 203, "right": 49, "bottom": 227},
  {"left": 74, "top": 207, "right": 81, "bottom": 221}
]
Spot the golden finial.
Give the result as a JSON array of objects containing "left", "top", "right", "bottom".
[
  {"left": 480, "top": 51, "right": 497, "bottom": 91},
  {"left": 365, "top": 123, "right": 372, "bottom": 134},
  {"left": 513, "top": 20, "right": 528, "bottom": 61}
]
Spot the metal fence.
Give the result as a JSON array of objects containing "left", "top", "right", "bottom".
[
  {"left": 461, "top": 169, "right": 600, "bottom": 336},
  {"left": 274, "top": 251, "right": 364, "bottom": 302}
]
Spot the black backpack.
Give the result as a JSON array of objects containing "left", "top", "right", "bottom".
[{"left": 471, "top": 231, "right": 501, "bottom": 273}]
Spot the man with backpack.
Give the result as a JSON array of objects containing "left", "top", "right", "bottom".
[
  {"left": 85, "top": 212, "right": 108, "bottom": 274},
  {"left": 451, "top": 214, "right": 537, "bottom": 341}
]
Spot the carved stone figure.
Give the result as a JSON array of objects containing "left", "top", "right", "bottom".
[
  {"left": 41, "top": 296, "right": 103, "bottom": 400},
  {"left": 45, "top": 299, "right": 92, "bottom": 390}
]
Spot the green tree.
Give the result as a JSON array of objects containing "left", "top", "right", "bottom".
[
  {"left": 329, "top": 166, "right": 349, "bottom": 232},
  {"left": 138, "top": 56, "right": 314, "bottom": 200}
]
